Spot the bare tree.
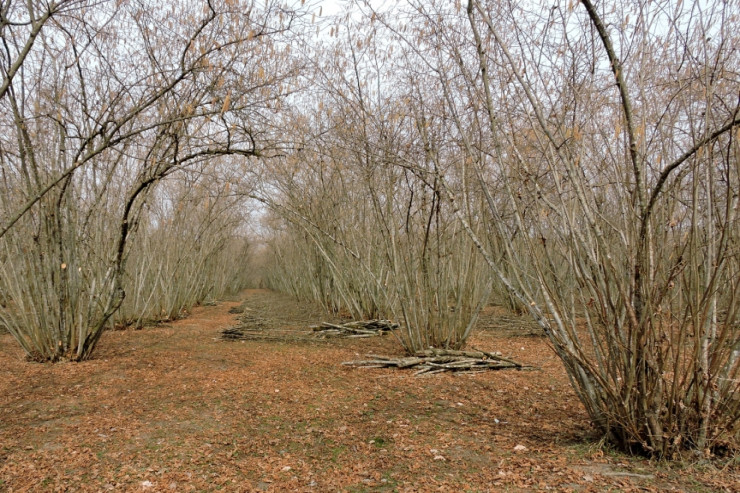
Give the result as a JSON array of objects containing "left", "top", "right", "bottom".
[
  {"left": 363, "top": 0, "right": 739, "bottom": 456},
  {"left": 116, "top": 160, "right": 253, "bottom": 328},
  {"left": 258, "top": 0, "right": 740, "bottom": 456},
  {"left": 256, "top": 20, "right": 491, "bottom": 351},
  {"left": 0, "top": 0, "right": 308, "bottom": 361}
]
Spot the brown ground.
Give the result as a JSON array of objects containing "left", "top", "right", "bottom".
[{"left": 0, "top": 289, "right": 737, "bottom": 492}]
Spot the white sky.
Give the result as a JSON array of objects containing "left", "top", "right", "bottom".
[
  {"left": 316, "top": 0, "right": 346, "bottom": 17},
  {"left": 314, "top": 0, "right": 392, "bottom": 20}
]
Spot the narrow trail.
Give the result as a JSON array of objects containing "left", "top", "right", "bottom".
[{"left": 0, "top": 290, "right": 735, "bottom": 491}]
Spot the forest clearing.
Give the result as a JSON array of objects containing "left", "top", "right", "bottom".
[{"left": 1, "top": 289, "right": 737, "bottom": 492}]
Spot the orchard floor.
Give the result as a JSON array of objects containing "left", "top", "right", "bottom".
[{"left": 0, "top": 289, "right": 737, "bottom": 492}]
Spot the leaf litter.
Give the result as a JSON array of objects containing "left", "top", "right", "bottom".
[{"left": 0, "top": 289, "right": 737, "bottom": 492}]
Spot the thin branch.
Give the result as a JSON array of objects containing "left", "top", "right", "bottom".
[{"left": 580, "top": 0, "right": 644, "bottom": 211}]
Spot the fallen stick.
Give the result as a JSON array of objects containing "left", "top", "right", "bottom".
[
  {"left": 221, "top": 319, "right": 399, "bottom": 342},
  {"left": 310, "top": 320, "right": 398, "bottom": 338},
  {"left": 343, "top": 347, "right": 534, "bottom": 374}
]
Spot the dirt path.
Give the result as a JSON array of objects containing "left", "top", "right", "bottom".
[{"left": 0, "top": 290, "right": 736, "bottom": 491}]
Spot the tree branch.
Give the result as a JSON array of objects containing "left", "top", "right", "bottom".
[{"left": 580, "top": 0, "right": 644, "bottom": 211}]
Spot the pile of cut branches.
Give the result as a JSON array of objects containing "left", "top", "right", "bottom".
[
  {"left": 221, "top": 326, "right": 306, "bottom": 342},
  {"left": 343, "top": 348, "right": 533, "bottom": 375},
  {"left": 221, "top": 319, "right": 398, "bottom": 342},
  {"left": 227, "top": 304, "right": 247, "bottom": 314},
  {"left": 310, "top": 320, "right": 398, "bottom": 338},
  {"left": 221, "top": 311, "right": 296, "bottom": 341}
]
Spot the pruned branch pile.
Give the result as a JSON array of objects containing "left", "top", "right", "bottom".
[
  {"left": 343, "top": 348, "right": 533, "bottom": 375},
  {"left": 310, "top": 320, "right": 398, "bottom": 338},
  {"left": 221, "top": 326, "right": 307, "bottom": 342},
  {"left": 221, "top": 319, "right": 398, "bottom": 342}
]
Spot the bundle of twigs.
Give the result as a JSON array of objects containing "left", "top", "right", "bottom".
[
  {"left": 227, "top": 304, "right": 246, "bottom": 314},
  {"left": 221, "top": 319, "right": 398, "bottom": 342},
  {"left": 310, "top": 320, "right": 398, "bottom": 338},
  {"left": 221, "top": 326, "right": 307, "bottom": 341},
  {"left": 343, "top": 348, "right": 533, "bottom": 375}
]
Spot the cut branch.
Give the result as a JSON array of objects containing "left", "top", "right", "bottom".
[
  {"left": 343, "top": 348, "right": 534, "bottom": 374},
  {"left": 310, "top": 320, "right": 398, "bottom": 338}
]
